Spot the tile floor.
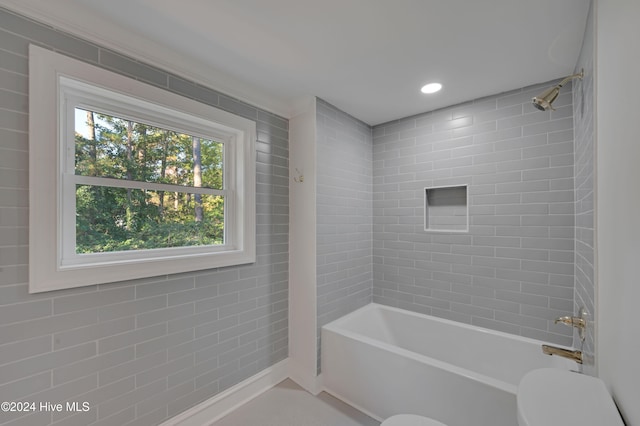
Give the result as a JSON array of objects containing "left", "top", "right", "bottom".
[{"left": 212, "top": 379, "right": 380, "bottom": 426}]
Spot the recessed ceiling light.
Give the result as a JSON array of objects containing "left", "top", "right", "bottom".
[{"left": 421, "top": 83, "right": 442, "bottom": 94}]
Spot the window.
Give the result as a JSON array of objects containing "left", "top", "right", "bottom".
[{"left": 29, "top": 46, "right": 256, "bottom": 293}]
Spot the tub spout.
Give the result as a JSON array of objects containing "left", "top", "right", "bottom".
[{"left": 542, "top": 344, "right": 583, "bottom": 364}]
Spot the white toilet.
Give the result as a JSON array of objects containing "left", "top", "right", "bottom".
[
  {"left": 517, "top": 368, "right": 624, "bottom": 426},
  {"left": 382, "top": 368, "right": 625, "bottom": 426},
  {"left": 381, "top": 414, "right": 447, "bottom": 426}
]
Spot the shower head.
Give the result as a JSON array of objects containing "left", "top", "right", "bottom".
[
  {"left": 532, "top": 86, "right": 561, "bottom": 111},
  {"left": 532, "top": 69, "right": 584, "bottom": 111}
]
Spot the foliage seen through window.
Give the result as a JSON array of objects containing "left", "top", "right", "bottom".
[{"left": 74, "top": 109, "right": 225, "bottom": 253}]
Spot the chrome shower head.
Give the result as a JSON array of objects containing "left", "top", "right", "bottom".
[{"left": 532, "top": 69, "right": 584, "bottom": 111}]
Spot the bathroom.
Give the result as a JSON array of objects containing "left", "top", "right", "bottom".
[{"left": 0, "top": 1, "right": 638, "bottom": 425}]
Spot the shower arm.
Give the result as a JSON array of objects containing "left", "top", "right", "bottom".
[{"left": 557, "top": 69, "right": 584, "bottom": 88}]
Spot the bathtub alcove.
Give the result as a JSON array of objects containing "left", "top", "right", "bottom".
[{"left": 321, "top": 303, "right": 575, "bottom": 426}]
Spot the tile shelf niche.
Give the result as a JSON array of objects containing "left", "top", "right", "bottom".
[{"left": 424, "top": 184, "right": 469, "bottom": 233}]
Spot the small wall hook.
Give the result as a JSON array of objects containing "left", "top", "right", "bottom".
[{"left": 293, "top": 168, "right": 304, "bottom": 183}]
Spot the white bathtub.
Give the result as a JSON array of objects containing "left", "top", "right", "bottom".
[{"left": 321, "top": 303, "right": 575, "bottom": 426}]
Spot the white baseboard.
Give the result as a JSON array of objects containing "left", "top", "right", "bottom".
[
  {"left": 160, "top": 358, "right": 290, "bottom": 426},
  {"left": 287, "top": 363, "right": 323, "bottom": 395}
]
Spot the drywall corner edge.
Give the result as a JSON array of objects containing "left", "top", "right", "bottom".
[{"left": 288, "top": 96, "right": 319, "bottom": 393}]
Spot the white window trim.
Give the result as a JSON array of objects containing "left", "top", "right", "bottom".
[{"left": 29, "top": 45, "right": 256, "bottom": 293}]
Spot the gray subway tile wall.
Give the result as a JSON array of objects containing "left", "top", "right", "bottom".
[
  {"left": 316, "top": 99, "right": 373, "bottom": 371},
  {"left": 373, "top": 83, "right": 576, "bottom": 346},
  {"left": 573, "top": 1, "right": 595, "bottom": 368},
  {"left": 0, "top": 8, "right": 287, "bottom": 426}
]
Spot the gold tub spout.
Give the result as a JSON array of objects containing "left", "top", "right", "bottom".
[{"left": 542, "top": 345, "right": 583, "bottom": 364}]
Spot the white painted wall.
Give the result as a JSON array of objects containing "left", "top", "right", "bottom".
[
  {"left": 288, "top": 98, "right": 320, "bottom": 394},
  {"left": 595, "top": 0, "right": 640, "bottom": 424}
]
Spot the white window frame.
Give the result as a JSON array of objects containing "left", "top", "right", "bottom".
[{"left": 29, "top": 45, "right": 256, "bottom": 293}]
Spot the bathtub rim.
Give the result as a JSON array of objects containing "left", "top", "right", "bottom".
[{"left": 322, "top": 302, "right": 573, "bottom": 395}]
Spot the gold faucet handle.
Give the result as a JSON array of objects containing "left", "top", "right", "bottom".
[
  {"left": 555, "top": 316, "right": 586, "bottom": 329},
  {"left": 554, "top": 308, "right": 589, "bottom": 342}
]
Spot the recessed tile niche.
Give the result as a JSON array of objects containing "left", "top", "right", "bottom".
[{"left": 424, "top": 184, "right": 469, "bottom": 232}]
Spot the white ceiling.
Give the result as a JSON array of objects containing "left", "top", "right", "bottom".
[{"left": 2, "top": 0, "right": 590, "bottom": 125}]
